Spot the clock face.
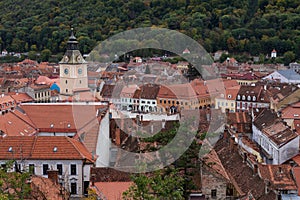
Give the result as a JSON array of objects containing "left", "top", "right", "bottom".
[
  {"left": 64, "top": 56, "right": 69, "bottom": 62},
  {"left": 64, "top": 68, "right": 69, "bottom": 75},
  {"left": 78, "top": 68, "right": 82, "bottom": 74},
  {"left": 77, "top": 55, "right": 82, "bottom": 62}
]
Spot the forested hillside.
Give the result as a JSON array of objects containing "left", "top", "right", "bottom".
[{"left": 0, "top": 0, "right": 300, "bottom": 60}]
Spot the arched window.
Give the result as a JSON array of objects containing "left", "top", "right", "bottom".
[
  {"left": 237, "top": 95, "right": 241, "bottom": 100},
  {"left": 253, "top": 96, "right": 256, "bottom": 101},
  {"left": 242, "top": 95, "right": 245, "bottom": 100},
  {"left": 247, "top": 96, "right": 251, "bottom": 101}
]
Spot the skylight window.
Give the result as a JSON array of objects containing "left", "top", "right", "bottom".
[
  {"left": 53, "top": 147, "right": 58, "bottom": 152},
  {"left": 50, "top": 124, "right": 54, "bottom": 128},
  {"left": 8, "top": 147, "right": 12, "bottom": 152},
  {"left": 67, "top": 124, "right": 71, "bottom": 128}
]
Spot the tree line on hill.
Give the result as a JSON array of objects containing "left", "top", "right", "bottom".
[{"left": 0, "top": 0, "right": 299, "bottom": 63}]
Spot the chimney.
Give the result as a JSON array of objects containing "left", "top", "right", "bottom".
[
  {"left": 253, "top": 164, "right": 258, "bottom": 176},
  {"left": 151, "top": 124, "right": 154, "bottom": 134},
  {"left": 91, "top": 173, "right": 96, "bottom": 186},
  {"left": 47, "top": 169, "right": 59, "bottom": 184},
  {"left": 140, "top": 115, "right": 143, "bottom": 122},
  {"left": 243, "top": 152, "right": 247, "bottom": 163},
  {"left": 230, "top": 136, "right": 235, "bottom": 152},
  {"left": 115, "top": 127, "right": 121, "bottom": 146},
  {"left": 162, "top": 119, "right": 166, "bottom": 129}
]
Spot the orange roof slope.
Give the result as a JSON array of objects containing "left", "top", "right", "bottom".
[
  {"left": 94, "top": 182, "right": 132, "bottom": 200},
  {"left": 0, "top": 136, "right": 94, "bottom": 162},
  {"left": 21, "top": 104, "right": 105, "bottom": 133},
  {"left": 0, "top": 110, "right": 37, "bottom": 136}
]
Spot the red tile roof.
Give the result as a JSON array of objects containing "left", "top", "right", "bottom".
[
  {"left": 8, "top": 92, "right": 34, "bottom": 103},
  {"left": 0, "top": 110, "right": 37, "bottom": 136},
  {"left": 258, "top": 164, "right": 297, "bottom": 190},
  {"left": 0, "top": 136, "right": 95, "bottom": 162},
  {"left": 293, "top": 167, "right": 300, "bottom": 196},
  {"left": 202, "top": 149, "right": 230, "bottom": 181},
  {"left": 94, "top": 182, "right": 132, "bottom": 200},
  {"left": 20, "top": 104, "right": 106, "bottom": 133},
  {"left": 30, "top": 176, "right": 68, "bottom": 199},
  {"left": 281, "top": 103, "right": 300, "bottom": 119}
]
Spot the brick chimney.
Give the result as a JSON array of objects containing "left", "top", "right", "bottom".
[
  {"left": 47, "top": 169, "right": 59, "bottom": 184},
  {"left": 229, "top": 136, "right": 235, "bottom": 152},
  {"left": 253, "top": 164, "right": 258, "bottom": 176},
  {"left": 91, "top": 173, "right": 96, "bottom": 186},
  {"left": 115, "top": 127, "right": 121, "bottom": 146}
]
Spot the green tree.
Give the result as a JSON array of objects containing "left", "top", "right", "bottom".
[
  {"left": 40, "top": 49, "right": 52, "bottom": 61},
  {"left": 0, "top": 161, "right": 31, "bottom": 199},
  {"left": 123, "top": 168, "right": 184, "bottom": 200},
  {"left": 283, "top": 51, "right": 295, "bottom": 66}
]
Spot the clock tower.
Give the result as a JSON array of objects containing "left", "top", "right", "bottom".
[{"left": 59, "top": 29, "right": 88, "bottom": 98}]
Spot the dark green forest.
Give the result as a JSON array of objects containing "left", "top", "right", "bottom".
[{"left": 0, "top": 0, "right": 300, "bottom": 61}]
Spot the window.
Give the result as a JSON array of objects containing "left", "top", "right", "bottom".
[
  {"left": 57, "top": 164, "right": 63, "bottom": 175},
  {"left": 253, "top": 96, "right": 256, "bottom": 101},
  {"left": 66, "top": 89, "right": 68, "bottom": 93},
  {"left": 43, "top": 164, "right": 49, "bottom": 175},
  {"left": 211, "top": 189, "right": 217, "bottom": 198},
  {"left": 160, "top": 100, "right": 162, "bottom": 103},
  {"left": 65, "top": 80, "right": 68, "bottom": 84},
  {"left": 71, "top": 182, "right": 77, "bottom": 194},
  {"left": 247, "top": 96, "right": 251, "bottom": 101},
  {"left": 242, "top": 95, "right": 245, "bottom": 100},
  {"left": 70, "top": 164, "right": 76, "bottom": 175},
  {"left": 79, "top": 80, "right": 82, "bottom": 84},
  {"left": 164, "top": 100, "right": 166, "bottom": 104},
  {"left": 29, "top": 164, "right": 35, "bottom": 174},
  {"left": 237, "top": 95, "right": 240, "bottom": 100}
]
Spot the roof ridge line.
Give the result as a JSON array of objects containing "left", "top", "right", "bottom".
[
  {"left": 11, "top": 109, "right": 38, "bottom": 132},
  {"left": 66, "top": 136, "right": 86, "bottom": 160},
  {"left": 29, "top": 136, "right": 38, "bottom": 158}
]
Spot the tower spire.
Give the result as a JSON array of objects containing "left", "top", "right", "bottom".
[{"left": 67, "top": 28, "right": 79, "bottom": 50}]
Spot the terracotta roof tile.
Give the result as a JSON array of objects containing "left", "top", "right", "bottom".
[
  {"left": 21, "top": 104, "right": 106, "bottom": 133},
  {"left": 94, "top": 182, "right": 132, "bottom": 200},
  {"left": 0, "top": 136, "right": 94, "bottom": 161},
  {"left": 258, "top": 164, "right": 297, "bottom": 190}
]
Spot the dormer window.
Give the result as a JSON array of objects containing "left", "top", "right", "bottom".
[
  {"left": 247, "top": 96, "right": 251, "bottom": 101},
  {"left": 67, "top": 124, "right": 71, "bottom": 128},
  {"left": 8, "top": 147, "right": 12, "bottom": 152},
  {"left": 253, "top": 96, "right": 256, "bottom": 101},
  {"left": 237, "top": 95, "right": 241, "bottom": 100},
  {"left": 53, "top": 147, "right": 58, "bottom": 152},
  {"left": 242, "top": 95, "right": 245, "bottom": 100},
  {"left": 50, "top": 124, "right": 54, "bottom": 128}
]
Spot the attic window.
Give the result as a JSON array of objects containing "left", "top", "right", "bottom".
[
  {"left": 247, "top": 96, "right": 251, "bottom": 101},
  {"left": 53, "top": 147, "right": 58, "bottom": 152},
  {"left": 237, "top": 95, "right": 240, "bottom": 100},
  {"left": 8, "top": 147, "right": 12, "bottom": 152},
  {"left": 253, "top": 96, "right": 256, "bottom": 101},
  {"left": 242, "top": 95, "right": 245, "bottom": 100},
  {"left": 228, "top": 94, "right": 232, "bottom": 99},
  {"left": 294, "top": 114, "right": 299, "bottom": 117},
  {"left": 67, "top": 124, "right": 71, "bottom": 128},
  {"left": 50, "top": 124, "right": 54, "bottom": 128}
]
